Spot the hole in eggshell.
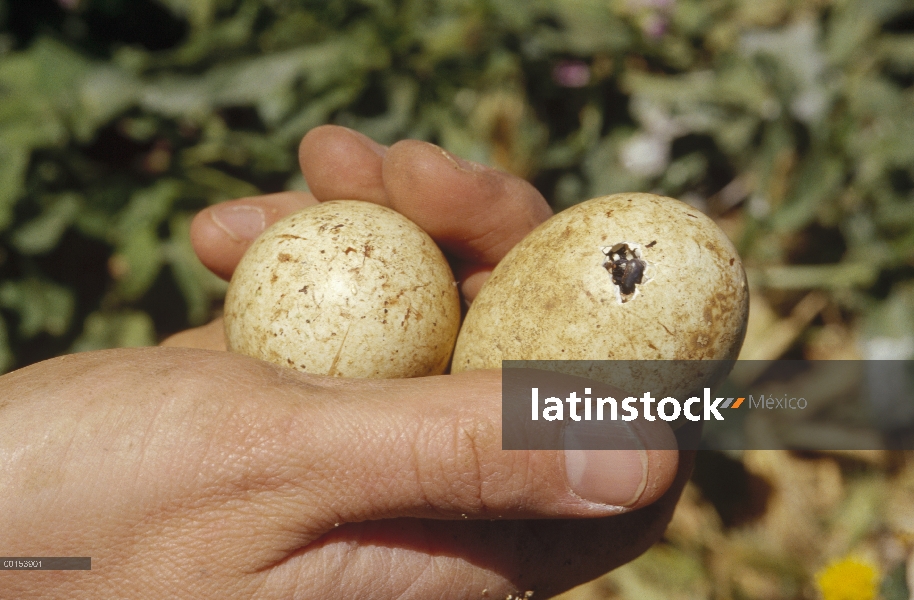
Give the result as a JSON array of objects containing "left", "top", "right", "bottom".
[{"left": 602, "top": 242, "right": 650, "bottom": 304}]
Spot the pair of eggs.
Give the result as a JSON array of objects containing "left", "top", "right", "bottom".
[{"left": 224, "top": 193, "right": 749, "bottom": 390}]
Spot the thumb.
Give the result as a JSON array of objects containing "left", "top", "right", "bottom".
[{"left": 252, "top": 367, "right": 679, "bottom": 536}]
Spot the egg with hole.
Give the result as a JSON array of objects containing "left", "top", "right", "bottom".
[
  {"left": 224, "top": 200, "right": 460, "bottom": 378},
  {"left": 451, "top": 192, "right": 749, "bottom": 397}
]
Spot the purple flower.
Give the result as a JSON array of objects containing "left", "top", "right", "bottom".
[
  {"left": 552, "top": 60, "right": 591, "bottom": 88},
  {"left": 642, "top": 14, "right": 669, "bottom": 39}
]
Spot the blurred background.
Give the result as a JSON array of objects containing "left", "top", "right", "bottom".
[{"left": 1, "top": 0, "right": 912, "bottom": 597}]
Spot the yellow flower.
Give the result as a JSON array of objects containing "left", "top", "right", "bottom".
[{"left": 815, "top": 557, "right": 879, "bottom": 600}]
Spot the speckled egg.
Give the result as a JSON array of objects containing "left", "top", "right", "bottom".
[
  {"left": 451, "top": 192, "right": 749, "bottom": 397},
  {"left": 224, "top": 200, "right": 460, "bottom": 378}
]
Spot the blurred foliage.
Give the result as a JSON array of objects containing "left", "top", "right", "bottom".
[
  {"left": 1, "top": 0, "right": 913, "bottom": 597},
  {"left": 556, "top": 450, "right": 914, "bottom": 600}
]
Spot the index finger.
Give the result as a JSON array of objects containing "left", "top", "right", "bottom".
[
  {"left": 380, "top": 139, "right": 553, "bottom": 267},
  {"left": 298, "top": 126, "right": 553, "bottom": 266},
  {"left": 299, "top": 126, "right": 553, "bottom": 299}
]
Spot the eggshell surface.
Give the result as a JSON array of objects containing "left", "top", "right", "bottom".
[
  {"left": 224, "top": 200, "right": 460, "bottom": 378},
  {"left": 451, "top": 192, "right": 749, "bottom": 397}
]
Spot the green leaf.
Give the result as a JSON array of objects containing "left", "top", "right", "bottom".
[
  {"left": 206, "top": 47, "right": 320, "bottom": 106},
  {"left": 138, "top": 74, "right": 213, "bottom": 120},
  {"left": 69, "top": 310, "right": 156, "bottom": 353},
  {"left": 183, "top": 166, "right": 261, "bottom": 202},
  {"left": 418, "top": 13, "right": 485, "bottom": 63},
  {"left": 826, "top": 0, "right": 878, "bottom": 65},
  {"left": 115, "top": 180, "right": 184, "bottom": 238},
  {"left": 0, "top": 278, "right": 75, "bottom": 339},
  {"left": 747, "top": 262, "right": 880, "bottom": 290},
  {"left": 548, "top": 0, "right": 633, "bottom": 54},
  {"left": 882, "top": 559, "right": 911, "bottom": 600},
  {"left": 140, "top": 36, "right": 385, "bottom": 120},
  {"left": 771, "top": 153, "right": 844, "bottom": 233},
  {"left": 10, "top": 193, "right": 82, "bottom": 255},
  {"left": 862, "top": 282, "right": 914, "bottom": 343},
  {"left": 581, "top": 131, "right": 651, "bottom": 198},
  {"left": 111, "top": 227, "right": 164, "bottom": 301},
  {"left": 609, "top": 543, "right": 711, "bottom": 600},
  {"left": 0, "top": 37, "right": 90, "bottom": 100},
  {"left": 661, "top": 153, "right": 708, "bottom": 192},
  {"left": 0, "top": 105, "right": 67, "bottom": 150},
  {"left": 741, "top": 20, "right": 833, "bottom": 123},
  {"left": 74, "top": 65, "right": 141, "bottom": 141},
  {"left": 31, "top": 38, "right": 93, "bottom": 98},
  {"left": 272, "top": 84, "right": 362, "bottom": 146},
  {"left": 877, "top": 34, "right": 914, "bottom": 71},
  {"left": 338, "top": 75, "right": 419, "bottom": 144},
  {"left": 624, "top": 70, "right": 718, "bottom": 106},
  {"left": 161, "top": 1, "right": 258, "bottom": 66},
  {"left": 541, "top": 102, "right": 603, "bottom": 169},
  {"left": 154, "top": 0, "right": 216, "bottom": 29},
  {"left": 0, "top": 145, "right": 29, "bottom": 232}
]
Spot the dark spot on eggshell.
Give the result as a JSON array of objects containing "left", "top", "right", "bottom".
[
  {"left": 603, "top": 243, "right": 647, "bottom": 301},
  {"left": 445, "top": 193, "right": 749, "bottom": 398}
]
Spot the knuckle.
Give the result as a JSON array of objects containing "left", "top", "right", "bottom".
[{"left": 421, "top": 413, "right": 533, "bottom": 516}]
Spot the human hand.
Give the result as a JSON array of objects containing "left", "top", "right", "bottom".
[
  {"left": 0, "top": 126, "right": 688, "bottom": 599},
  {"left": 163, "top": 125, "right": 555, "bottom": 350}
]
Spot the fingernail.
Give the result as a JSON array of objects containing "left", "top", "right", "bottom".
[
  {"left": 344, "top": 127, "right": 387, "bottom": 157},
  {"left": 210, "top": 204, "right": 267, "bottom": 242},
  {"left": 439, "top": 147, "right": 487, "bottom": 173},
  {"left": 564, "top": 422, "right": 647, "bottom": 507}
]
